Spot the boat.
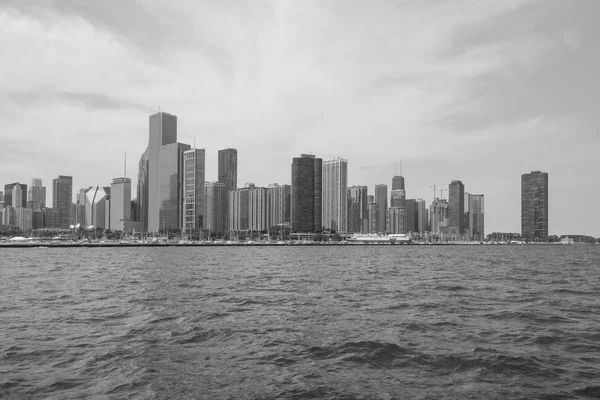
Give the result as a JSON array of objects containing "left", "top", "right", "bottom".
[{"left": 346, "top": 233, "right": 412, "bottom": 244}]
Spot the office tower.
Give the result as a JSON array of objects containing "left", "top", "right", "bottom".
[
  {"left": 131, "top": 199, "right": 139, "bottom": 222},
  {"left": 43, "top": 208, "right": 59, "bottom": 228},
  {"left": 291, "top": 154, "right": 322, "bottom": 232},
  {"left": 2, "top": 206, "right": 15, "bottom": 226},
  {"left": 110, "top": 177, "right": 132, "bottom": 232},
  {"left": 229, "top": 184, "right": 267, "bottom": 233},
  {"left": 0, "top": 190, "right": 3, "bottom": 204},
  {"left": 32, "top": 210, "right": 43, "bottom": 229},
  {"left": 267, "top": 183, "right": 291, "bottom": 228},
  {"left": 406, "top": 199, "right": 416, "bottom": 233},
  {"left": 430, "top": 198, "right": 449, "bottom": 233},
  {"left": 464, "top": 194, "right": 472, "bottom": 239},
  {"left": 205, "top": 182, "right": 227, "bottom": 235},
  {"left": 4, "top": 183, "right": 28, "bottom": 208},
  {"left": 390, "top": 189, "right": 406, "bottom": 207},
  {"left": 448, "top": 180, "right": 465, "bottom": 236},
  {"left": 367, "top": 195, "right": 374, "bottom": 203},
  {"left": 415, "top": 199, "right": 428, "bottom": 233},
  {"left": 392, "top": 175, "right": 405, "bottom": 190},
  {"left": 13, "top": 183, "right": 24, "bottom": 210},
  {"left": 521, "top": 171, "right": 548, "bottom": 240},
  {"left": 218, "top": 148, "right": 238, "bottom": 231},
  {"left": 84, "top": 185, "right": 109, "bottom": 229},
  {"left": 368, "top": 201, "right": 379, "bottom": 233},
  {"left": 322, "top": 157, "right": 348, "bottom": 233},
  {"left": 469, "top": 194, "right": 485, "bottom": 241},
  {"left": 347, "top": 185, "right": 368, "bottom": 233},
  {"left": 387, "top": 207, "right": 407, "bottom": 234},
  {"left": 248, "top": 185, "right": 268, "bottom": 232},
  {"left": 15, "top": 207, "right": 33, "bottom": 231},
  {"left": 374, "top": 184, "right": 388, "bottom": 233},
  {"left": 183, "top": 149, "right": 206, "bottom": 234},
  {"left": 28, "top": 178, "right": 46, "bottom": 209},
  {"left": 52, "top": 175, "right": 72, "bottom": 228}
]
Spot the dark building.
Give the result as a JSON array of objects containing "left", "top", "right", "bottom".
[
  {"left": 521, "top": 171, "right": 548, "bottom": 240},
  {"left": 406, "top": 199, "right": 418, "bottom": 233},
  {"left": 392, "top": 175, "right": 405, "bottom": 190},
  {"left": 347, "top": 185, "right": 368, "bottom": 233},
  {"left": 448, "top": 180, "right": 465, "bottom": 236},
  {"left": 374, "top": 184, "right": 388, "bottom": 233},
  {"left": 291, "top": 154, "right": 322, "bottom": 232},
  {"left": 52, "top": 175, "right": 72, "bottom": 228},
  {"left": 218, "top": 148, "right": 238, "bottom": 232},
  {"left": 4, "top": 183, "right": 28, "bottom": 208}
]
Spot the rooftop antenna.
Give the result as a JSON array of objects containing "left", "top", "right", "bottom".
[
  {"left": 194, "top": 135, "right": 196, "bottom": 150},
  {"left": 400, "top": 160, "right": 403, "bottom": 176},
  {"left": 124, "top": 150, "right": 127, "bottom": 179}
]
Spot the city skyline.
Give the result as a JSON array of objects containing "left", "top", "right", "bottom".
[{"left": 1, "top": 1, "right": 599, "bottom": 236}]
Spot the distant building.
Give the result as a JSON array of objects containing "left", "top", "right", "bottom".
[
  {"left": 15, "top": 207, "right": 33, "bottom": 231},
  {"left": 28, "top": 178, "right": 46, "bottom": 210},
  {"left": 291, "top": 154, "right": 322, "bottom": 232},
  {"left": 415, "top": 199, "right": 428, "bottom": 233},
  {"left": 387, "top": 207, "right": 407, "bottom": 234},
  {"left": 406, "top": 199, "right": 416, "bottom": 233},
  {"left": 4, "top": 182, "right": 28, "bottom": 208},
  {"left": 392, "top": 175, "right": 405, "bottom": 190},
  {"left": 267, "top": 183, "right": 291, "bottom": 228},
  {"left": 84, "top": 185, "right": 109, "bottom": 230},
  {"left": 183, "top": 149, "right": 206, "bottom": 234},
  {"left": 469, "top": 194, "right": 485, "bottom": 241},
  {"left": 368, "top": 201, "right": 379, "bottom": 233},
  {"left": 110, "top": 177, "right": 132, "bottom": 232},
  {"left": 430, "top": 198, "right": 449, "bottom": 233},
  {"left": 52, "top": 175, "right": 72, "bottom": 228},
  {"left": 205, "top": 182, "right": 227, "bottom": 235},
  {"left": 2, "top": 206, "right": 15, "bottom": 226},
  {"left": 347, "top": 185, "right": 368, "bottom": 233},
  {"left": 43, "top": 208, "right": 59, "bottom": 228},
  {"left": 229, "top": 184, "right": 268, "bottom": 232},
  {"left": 374, "top": 184, "right": 388, "bottom": 233},
  {"left": 448, "top": 180, "right": 465, "bottom": 236},
  {"left": 32, "top": 210, "right": 43, "bottom": 229},
  {"left": 218, "top": 148, "right": 237, "bottom": 231},
  {"left": 521, "top": 171, "right": 548, "bottom": 240},
  {"left": 322, "top": 157, "right": 348, "bottom": 233}
]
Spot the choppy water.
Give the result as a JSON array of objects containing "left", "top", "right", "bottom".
[{"left": 1, "top": 245, "right": 599, "bottom": 399}]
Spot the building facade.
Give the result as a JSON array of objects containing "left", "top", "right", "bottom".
[
  {"left": 415, "top": 199, "right": 428, "bottom": 233},
  {"left": 110, "top": 177, "right": 132, "bottom": 232},
  {"left": 322, "top": 157, "right": 348, "bottom": 233},
  {"left": 28, "top": 178, "right": 46, "bottom": 210},
  {"left": 291, "top": 154, "right": 322, "bottom": 232},
  {"left": 347, "top": 185, "right": 368, "bottom": 234},
  {"left": 267, "top": 183, "right": 291, "bottom": 228},
  {"left": 374, "top": 184, "right": 388, "bottom": 233},
  {"left": 218, "top": 148, "right": 237, "bottom": 231},
  {"left": 387, "top": 206, "right": 407, "bottom": 234},
  {"left": 448, "top": 180, "right": 465, "bottom": 236},
  {"left": 521, "top": 171, "right": 548, "bottom": 240},
  {"left": 205, "top": 182, "right": 227, "bottom": 235},
  {"left": 183, "top": 149, "right": 206, "bottom": 234},
  {"left": 4, "top": 183, "right": 28, "bottom": 208},
  {"left": 469, "top": 194, "right": 485, "bottom": 241}
]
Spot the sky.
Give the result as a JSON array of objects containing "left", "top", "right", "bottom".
[{"left": 1, "top": 0, "right": 599, "bottom": 236}]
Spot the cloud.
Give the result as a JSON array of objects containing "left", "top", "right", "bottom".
[{"left": 8, "top": 90, "right": 145, "bottom": 110}]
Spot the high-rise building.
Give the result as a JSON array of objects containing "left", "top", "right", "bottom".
[
  {"left": 52, "top": 175, "right": 72, "bottom": 228},
  {"left": 110, "top": 177, "right": 132, "bottom": 232},
  {"left": 387, "top": 207, "right": 407, "bottom": 234},
  {"left": 430, "top": 198, "right": 449, "bottom": 233},
  {"left": 368, "top": 201, "right": 379, "bottom": 233},
  {"left": 229, "top": 183, "right": 268, "bottom": 233},
  {"left": 12, "top": 183, "right": 24, "bottom": 210},
  {"left": 374, "top": 184, "right": 388, "bottom": 233},
  {"left": 469, "top": 194, "right": 485, "bottom": 241},
  {"left": 28, "top": 178, "right": 46, "bottom": 210},
  {"left": 322, "top": 157, "right": 348, "bottom": 233},
  {"left": 84, "top": 185, "right": 109, "bottom": 229},
  {"left": 392, "top": 175, "right": 405, "bottom": 190},
  {"left": 183, "top": 149, "right": 206, "bottom": 235},
  {"left": 448, "top": 180, "right": 465, "bottom": 236},
  {"left": 205, "top": 182, "right": 227, "bottom": 235},
  {"left": 43, "top": 208, "right": 59, "bottom": 228},
  {"left": 137, "top": 112, "right": 191, "bottom": 232},
  {"left": 2, "top": 206, "right": 16, "bottom": 226},
  {"left": 15, "top": 207, "right": 33, "bottom": 231},
  {"left": 406, "top": 199, "right": 416, "bottom": 233},
  {"left": 4, "top": 183, "right": 28, "bottom": 208},
  {"left": 347, "top": 185, "right": 368, "bottom": 233},
  {"left": 521, "top": 171, "right": 548, "bottom": 240},
  {"left": 415, "top": 199, "right": 428, "bottom": 233},
  {"left": 291, "top": 154, "right": 322, "bottom": 232},
  {"left": 218, "top": 148, "right": 238, "bottom": 231},
  {"left": 267, "top": 183, "right": 291, "bottom": 228}
]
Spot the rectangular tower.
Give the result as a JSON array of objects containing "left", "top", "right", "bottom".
[
  {"left": 347, "top": 185, "right": 368, "bottom": 233},
  {"left": 28, "top": 178, "right": 46, "bottom": 209},
  {"left": 322, "top": 157, "right": 348, "bottom": 233},
  {"left": 110, "top": 177, "right": 132, "bottom": 232},
  {"left": 374, "top": 184, "right": 388, "bottom": 233},
  {"left": 267, "top": 183, "right": 291, "bottom": 228},
  {"left": 205, "top": 182, "right": 227, "bottom": 235},
  {"left": 218, "top": 148, "right": 238, "bottom": 233},
  {"left": 448, "top": 180, "right": 465, "bottom": 236},
  {"left": 291, "top": 154, "right": 322, "bottom": 232},
  {"left": 521, "top": 171, "right": 548, "bottom": 240},
  {"left": 4, "top": 183, "right": 28, "bottom": 208},
  {"left": 183, "top": 149, "right": 206, "bottom": 234},
  {"left": 52, "top": 175, "right": 72, "bottom": 228},
  {"left": 470, "top": 194, "right": 485, "bottom": 241}
]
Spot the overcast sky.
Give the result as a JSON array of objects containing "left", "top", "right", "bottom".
[{"left": 1, "top": 0, "right": 598, "bottom": 236}]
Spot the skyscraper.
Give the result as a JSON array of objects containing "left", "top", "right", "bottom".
[
  {"left": 183, "top": 149, "right": 206, "bottom": 234},
  {"left": 12, "top": 183, "right": 23, "bottom": 210},
  {"left": 469, "top": 194, "right": 485, "bottom": 241},
  {"left": 291, "top": 154, "right": 322, "bottom": 232},
  {"left": 347, "top": 185, "right": 368, "bottom": 233},
  {"left": 521, "top": 171, "right": 548, "bottom": 240},
  {"left": 28, "top": 178, "right": 46, "bottom": 210},
  {"left": 229, "top": 183, "right": 268, "bottom": 233},
  {"left": 392, "top": 175, "right": 405, "bottom": 190},
  {"left": 4, "top": 183, "right": 28, "bottom": 208},
  {"left": 415, "top": 199, "right": 428, "bottom": 233},
  {"left": 218, "top": 148, "right": 238, "bottom": 232},
  {"left": 137, "top": 112, "right": 190, "bottom": 232},
  {"left": 387, "top": 206, "right": 407, "bottom": 234},
  {"left": 322, "top": 157, "right": 348, "bottom": 233},
  {"left": 448, "top": 180, "right": 465, "bottom": 236},
  {"left": 110, "top": 177, "right": 132, "bottom": 232},
  {"left": 52, "top": 175, "right": 72, "bottom": 228},
  {"left": 374, "top": 184, "right": 388, "bottom": 233},
  {"left": 204, "top": 182, "right": 227, "bottom": 235},
  {"left": 267, "top": 183, "right": 291, "bottom": 228}
]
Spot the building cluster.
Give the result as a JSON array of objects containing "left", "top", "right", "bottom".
[{"left": 0, "top": 111, "right": 552, "bottom": 241}]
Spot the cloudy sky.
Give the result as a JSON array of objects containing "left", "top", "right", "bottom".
[{"left": 1, "top": 0, "right": 598, "bottom": 236}]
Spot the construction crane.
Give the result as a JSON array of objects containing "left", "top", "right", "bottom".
[{"left": 429, "top": 184, "right": 448, "bottom": 200}]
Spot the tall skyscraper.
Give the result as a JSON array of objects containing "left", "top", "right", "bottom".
[
  {"left": 137, "top": 112, "right": 190, "bottom": 232},
  {"left": 387, "top": 206, "right": 407, "bottom": 234},
  {"left": 218, "top": 148, "right": 238, "bottom": 232},
  {"left": 521, "top": 171, "right": 548, "bottom": 240},
  {"left": 4, "top": 183, "right": 28, "bottom": 208},
  {"left": 183, "top": 149, "right": 206, "bottom": 234},
  {"left": 469, "top": 194, "right": 485, "bottom": 241},
  {"left": 205, "top": 182, "right": 227, "bottom": 235},
  {"left": 28, "top": 178, "right": 46, "bottom": 210},
  {"left": 291, "top": 154, "right": 322, "bottom": 232},
  {"left": 267, "top": 183, "right": 291, "bottom": 228},
  {"left": 374, "top": 184, "right": 388, "bottom": 233},
  {"left": 12, "top": 183, "right": 23, "bottom": 210},
  {"left": 430, "top": 198, "right": 449, "bottom": 233},
  {"left": 110, "top": 177, "right": 132, "bottom": 231},
  {"left": 52, "top": 175, "right": 72, "bottom": 228},
  {"left": 84, "top": 184, "right": 109, "bottom": 229},
  {"left": 406, "top": 199, "right": 416, "bottom": 233},
  {"left": 322, "top": 157, "right": 348, "bottom": 233},
  {"left": 229, "top": 183, "right": 268, "bottom": 233},
  {"left": 392, "top": 175, "right": 405, "bottom": 190},
  {"left": 415, "top": 199, "right": 428, "bottom": 233},
  {"left": 368, "top": 201, "right": 379, "bottom": 233},
  {"left": 448, "top": 180, "right": 465, "bottom": 236},
  {"left": 347, "top": 185, "right": 368, "bottom": 233}
]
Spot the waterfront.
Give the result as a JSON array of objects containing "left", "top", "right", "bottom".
[{"left": 1, "top": 246, "right": 599, "bottom": 399}]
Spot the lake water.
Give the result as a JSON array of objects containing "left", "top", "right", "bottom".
[{"left": 1, "top": 245, "right": 599, "bottom": 399}]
